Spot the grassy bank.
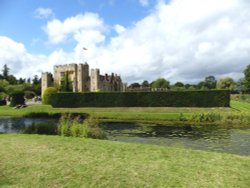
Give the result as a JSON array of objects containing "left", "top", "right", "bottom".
[
  {"left": 0, "top": 100, "right": 249, "bottom": 124},
  {"left": 0, "top": 134, "right": 249, "bottom": 187}
]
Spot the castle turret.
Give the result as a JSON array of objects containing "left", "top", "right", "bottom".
[
  {"left": 90, "top": 68, "right": 100, "bottom": 92},
  {"left": 41, "top": 72, "right": 53, "bottom": 96},
  {"left": 78, "top": 63, "right": 89, "bottom": 92}
]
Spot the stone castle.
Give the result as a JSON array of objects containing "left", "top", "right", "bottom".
[{"left": 41, "top": 63, "right": 124, "bottom": 95}]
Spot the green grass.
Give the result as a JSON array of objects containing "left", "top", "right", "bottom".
[
  {"left": 0, "top": 134, "right": 249, "bottom": 187},
  {"left": 0, "top": 100, "right": 250, "bottom": 124},
  {"left": 0, "top": 104, "right": 233, "bottom": 120},
  {"left": 230, "top": 100, "right": 250, "bottom": 112}
]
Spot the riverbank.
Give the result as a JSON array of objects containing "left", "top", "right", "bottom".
[
  {"left": 0, "top": 134, "right": 249, "bottom": 187},
  {"left": 0, "top": 100, "right": 249, "bottom": 125}
]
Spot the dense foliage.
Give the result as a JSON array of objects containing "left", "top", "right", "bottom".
[
  {"left": 0, "top": 64, "right": 41, "bottom": 98},
  {"left": 9, "top": 91, "right": 25, "bottom": 107},
  {"left": 50, "top": 90, "right": 230, "bottom": 108},
  {"left": 42, "top": 87, "right": 57, "bottom": 105}
]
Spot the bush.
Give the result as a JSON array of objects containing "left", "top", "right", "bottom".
[
  {"left": 58, "top": 114, "right": 106, "bottom": 139},
  {"left": 9, "top": 91, "right": 25, "bottom": 107},
  {"left": 24, "top": 91, "right": 36, "bottom": 99},
  {"left": 191, "top": 113, "right": 222, "bottom": 123},
  {"left": 0, "top": 99, "right": 6, "bottom": 106},
  {"left": 42, "top": 87, "right": 57, "bottom": 105},
  {"left": 51, "top": 90, "right": 230, "bottom": 108}
]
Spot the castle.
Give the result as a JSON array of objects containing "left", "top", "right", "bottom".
[{"left": 41, "top": 63, "right": 124, "bottom": 95}]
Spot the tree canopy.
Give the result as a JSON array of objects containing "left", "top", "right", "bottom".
[
  {"left": 216, "top": 77, "right": 235, "bottom": 90},
  {"left": 151, "top": 78, "right": 170, "bottom": 89}
]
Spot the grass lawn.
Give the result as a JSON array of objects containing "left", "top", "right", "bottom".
[
  {"left": 230, "top": 100, "right": 250, "bottom": 112},
  {"left": 0, "top": 102, "right": 238, "bottom": 121},
  {"left": 0, "top": 134, "right": 249, "bottom": 187}
]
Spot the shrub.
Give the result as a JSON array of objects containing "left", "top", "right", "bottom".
[
  {"left": 191, "top": 113, "right": 222, "bottom": 123},
  {"left": 57, "top": 114, "right": 106, "bottom": 139},
  {"left": 9, "top": 91, "right": 25, "bottom": 107},
  {"left": 0, "top": 99, "right": 6, "bottom": 106},
  {"left": 24, "top": 91, "right": 36, "bottom": 99},
  {"left": 42, "top": 87, "right": 57, "bottom": 105},
  {"left": 51, "top": 90, "right": 230, "bottom": 108}
]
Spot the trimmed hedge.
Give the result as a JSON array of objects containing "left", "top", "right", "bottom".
[
  {"left": 50, "top": 90, "right": 230, "bottom": 108},
  {"left": 0, "top": 99, "right": 6, "bottom": 106},
  {"left": 9, "top": 91, "right": 25, "bottom": 107}
]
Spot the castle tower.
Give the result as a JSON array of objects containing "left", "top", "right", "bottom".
[
  {"left": 53, "top": 64, "right": 78, "bottom": 92},
  {"left": 90, "top": 68, "right": 100, "bottom": 92},
  {"left": 78, "top": 63, "right": 89, "bottom": 92},
  {"left": 41, "top": 72, "right": 53, "bottom": 96}
]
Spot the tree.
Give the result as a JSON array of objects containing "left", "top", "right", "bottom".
[
  {"left": 141, "top": 80, "right": 149, "bottom": 87},
  {"left": 18, "top": 78, "right": 26, "bottom": 84},
  {"left": 204, "top": 75, "right": 217, "bottom": 89},
  {"left": 7, "top": 75, "right": 17, "bottom": 85},
  {"left": 129, "top": 82, "right": 141, "bottom": 88},
  {"left": 174, "top": 82, "right": 184, "bottom": 87},
  {"left": 32, "top": 75, "right": 40, "bottom": 85},
  {"left": 151, "top": 78, "right": 170, "bottom": 89},
  {"left": 244, "top": 64, "right": 250, "bottom": 93},
  {"left": 2, "top": 64, "right": 9, "bottom": 79},
  {"left": 216, "top": 77, "right": 235, "bottom": 90},
  {"left": 235, "top": 78, "right": 246, "bottom": 93}
]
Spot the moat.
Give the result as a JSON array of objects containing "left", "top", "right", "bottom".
[{"left": 1, "top": 117, "right": 250, "bottom": 156}]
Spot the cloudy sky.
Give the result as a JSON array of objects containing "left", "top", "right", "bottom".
[{"left": 0, "top": 0, "right": 250, "bottom": 84}]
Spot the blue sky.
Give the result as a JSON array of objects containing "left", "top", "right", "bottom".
[
  {"left": 0, "top": 0, "right": 250, "bottom": 84},
  {"left": 0, "top": 0, "right": 155, "bottom": 54}
]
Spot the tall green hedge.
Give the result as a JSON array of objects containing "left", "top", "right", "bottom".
[
  {"left": 50, "top": 90, "right": 230, "bottom": 108},
  {"left": 10, "top": 91, "right": 25, "bottom": 107}
]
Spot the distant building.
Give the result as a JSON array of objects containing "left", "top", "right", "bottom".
[{"left": 41, "top": 63, "right": 125, "bottom": 95}]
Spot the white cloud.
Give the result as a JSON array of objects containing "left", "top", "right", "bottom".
[
  {"left": 2, "top": 0, "right": 250, "bottom": 85},
  {"left": 44, "top": 13, "right": 106, "bottom": 45},
  {"left": 0, "top": 36, "right": 48, "bottom": 78},
  {"left": 90, "top": 0, "right": 250, "bottom": 83},
  {"left": 34, "top": 8, "right": 54, "bottom": 19},
  {"left": 139, "top": 0, "right": 149, "bottom": 7}
]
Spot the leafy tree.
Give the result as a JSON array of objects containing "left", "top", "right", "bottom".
[
  {"left": 235, "top": 78, "right": 246, "bottom": 93},
  {"left": 141, "top": 80, "right": 149, "bottom": 87},
  {"left": 243, "top": 64, "right": 250, "bottom": 93},
  {"left": 174, "top": 82, "right": 184, "bottom": 87},
  {"left": 32, "top": 75, "right": 40, "bottom": 85},
  {"left": 2, "top": 64, "right": 9, "bottom": 79},
  {"left": 216, "top": 77, "right": 235, "bottom": 90},
  {"left": 7, "top": 75, "right": 17, "bottom": 85},
  {"left": 151, "top": 78, "right": 170, "bottom": 89},
  {"left": 129, "top": 82, "right": 141, "bottom": 88},
  {"left": 197, "top": 81, "right": 206, "bottom": 89},
  {"left": 204, "top": 75, "right": 217, "bottom": 89},
  {"left": 18, "top": 78, "right": 26, "bottom": 84}
]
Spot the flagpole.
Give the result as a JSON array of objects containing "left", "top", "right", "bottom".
[{"left": 82, "top": 47, "right": 88, "bottom": 63}]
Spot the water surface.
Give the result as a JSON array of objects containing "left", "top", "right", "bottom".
[{"left": 0, "top": 117, "right": 249, "bottom": 156}]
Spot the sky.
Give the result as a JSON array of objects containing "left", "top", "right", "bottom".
[{"left": 0, "top": 0, "right": 250, "bottom": 84}]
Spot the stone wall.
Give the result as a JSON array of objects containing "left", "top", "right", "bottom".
[{"left": 42, "top": 63, "right": 124, "bottom": 93}]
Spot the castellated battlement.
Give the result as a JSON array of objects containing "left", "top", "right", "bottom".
[{"left": 42, "top": 63, "right": 124, "bottom": 95}]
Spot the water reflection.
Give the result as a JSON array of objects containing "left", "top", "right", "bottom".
[
  {"left": 100, "top": 122, "right": 250, "bottom": 156},
  {"left": 0, "top": 117, "right": 250, "bottom": 156},
  {"left": 0, "top": 117, "right": 58, "bottom": 133}
]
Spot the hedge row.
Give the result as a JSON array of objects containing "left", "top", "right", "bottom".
[
  {"left": 50, "top": 90, "right": 230, "bottom": 108},
  {"left": 0, "top": 99, "right": 6, "bottom": 106}
]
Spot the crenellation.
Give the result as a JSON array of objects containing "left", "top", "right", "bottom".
[{"left": 42, "top": 63, "right": 124, "bottom": 94}]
